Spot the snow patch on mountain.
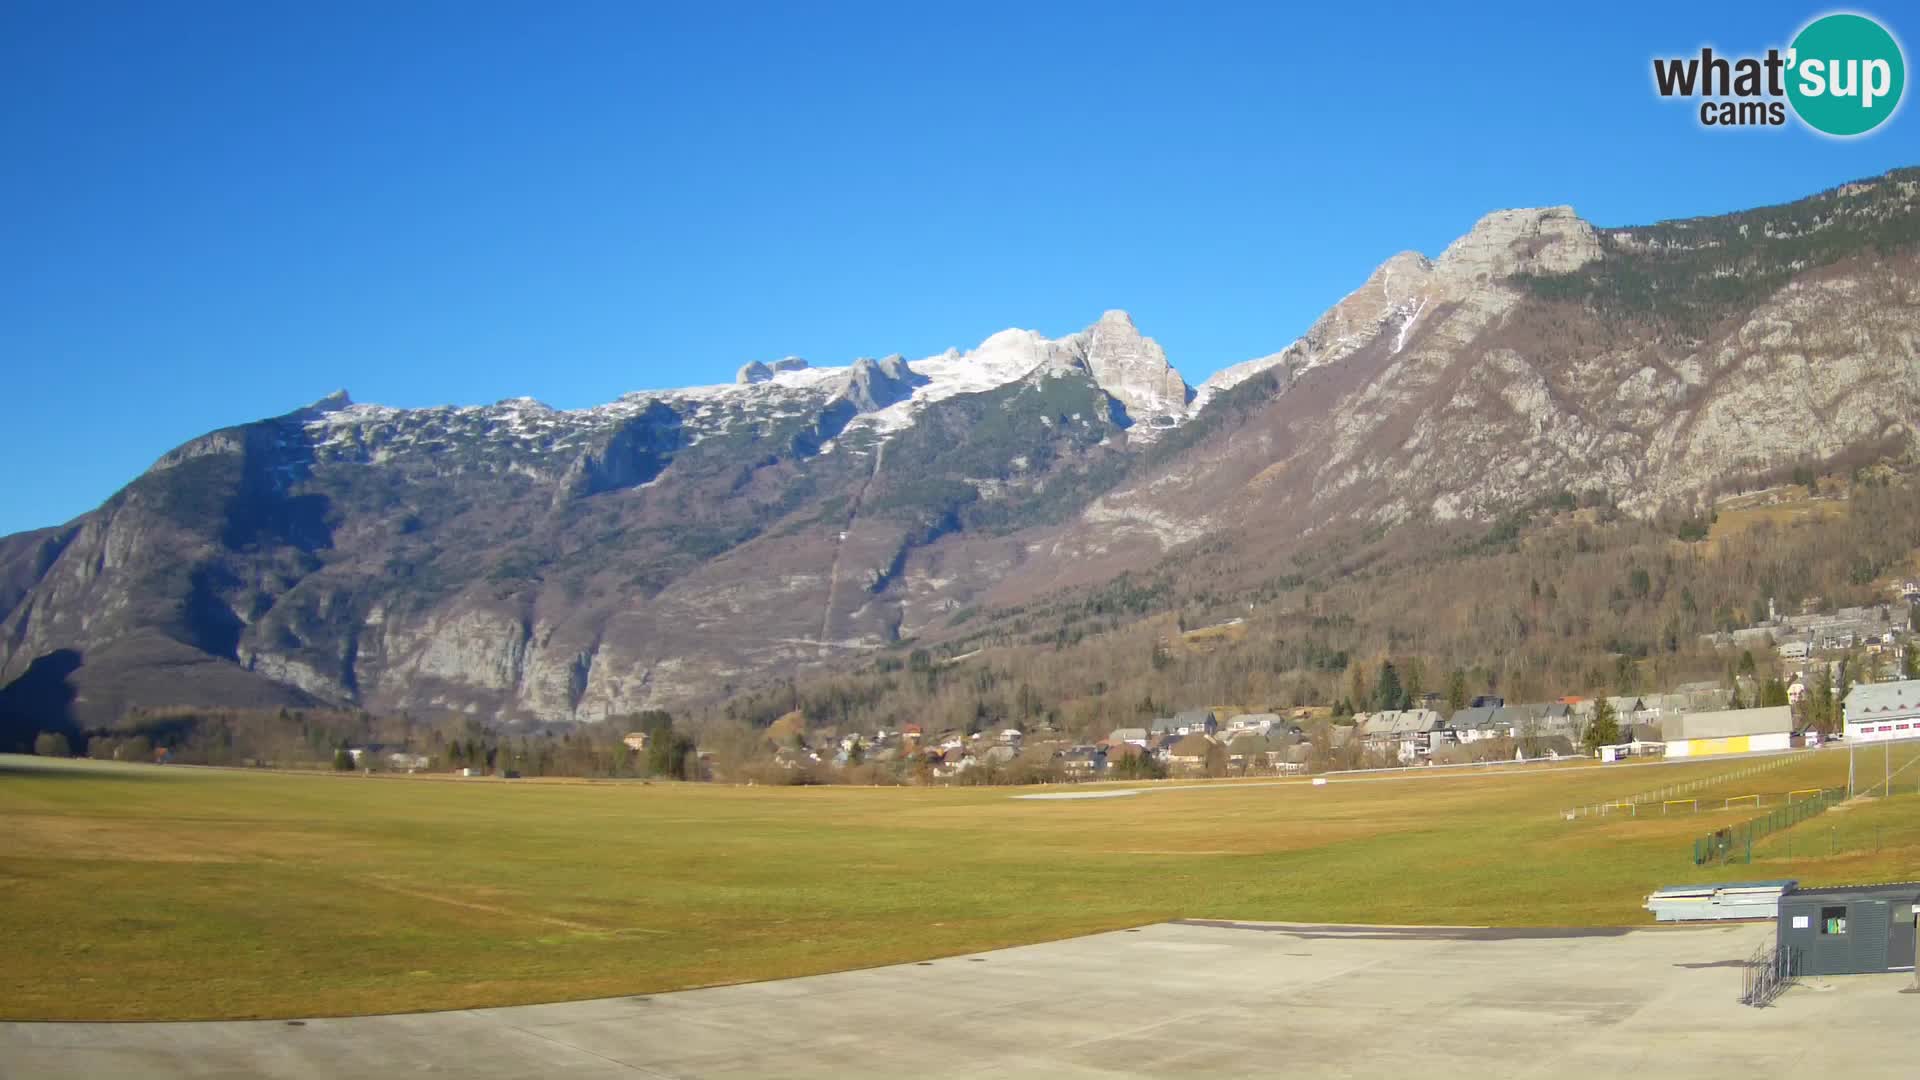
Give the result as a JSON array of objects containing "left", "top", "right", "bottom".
[{"left": 299, "top": 209, "right": 1605, "bottom": 473}]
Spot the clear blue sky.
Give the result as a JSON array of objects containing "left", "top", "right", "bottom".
[{"left": 3, "top": 1, "right": 1917, "bottom": 536}]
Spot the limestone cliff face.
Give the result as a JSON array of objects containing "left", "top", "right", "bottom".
[
  {"left": 5, "top": 169, "right": 1919, "bottom": 726},
  {"left": 1194, "top": 207, "right": 1603, "bottom": 410},
  {"left": 1091, "top": 174, "right": 1920, "bottom": 552},
  {"left": 1433, "top": 205, "right": 1603, "bottom": 282},
  {"left": 1071, "top": 311, "right": 1190, "bottom": 427}
]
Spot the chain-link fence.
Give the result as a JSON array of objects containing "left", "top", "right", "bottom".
[{"left": 1691, "top": 786, "right": 1846, "bottom": 865}]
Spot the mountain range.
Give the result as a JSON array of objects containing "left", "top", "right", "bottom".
[{"left": 5, "top": 167, "right": 1919, "bottom": 734}]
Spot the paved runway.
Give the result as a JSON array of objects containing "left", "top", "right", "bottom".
[{"left": 4, "top": 919, "right": 1915, "bottom": 1078}]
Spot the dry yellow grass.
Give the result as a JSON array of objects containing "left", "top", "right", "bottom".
[
  {"left": 2, "top": 749, "right": 1914, "bottom": 1021},
  {"left": 1707, "top": 496, "right": 1848, "bottom": 544}
]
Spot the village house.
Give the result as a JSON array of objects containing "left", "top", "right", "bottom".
[
  {"left": 1671, "top": 681, "right": 1734, "bottom": 713},
  {"left": 1844, "top": 679, "right": 1920, "bottom": 743},
  {"left": 1358, "top": 708, "right": 1444, "bottom": 762},
  {"left": 1165, "top": 733, "right": 1216, "bottom": 773},
  {"left": 1516, "top": 735, "right": 1578, "bottom": 761},
  {"left": 1604, "top": 696, "right": 1651, "bottom": 726},
  {"left": 1444, "top": 706, "right": 1507, "bottom": 743},
  {"left": 1014, "top": 742, "right": 1063, "bottom": 773},
  {"left": 1519, "top": 703, "right": 1580, "bottom": 741},
  {"left": 1106, "top": 726, "right": 1150, "bottom": 747},
  {"left": 1173, "top": 709, "right": 1219, "bottom": 736},
  {"left": 1225, "top": 732, "right": 1265, "bottom": 771},
  {"left": 1227, "top": 732, "right": 1292, "bottom": 773},
  {"left": 1225, "top": 712, "right": 1280, "bottom": 734},
  {"left": 622, "top": 731, "right": 650, "bottom": 752},
  {"left": 1060, "top": 746, "right": 1106, "bottom": 776}
]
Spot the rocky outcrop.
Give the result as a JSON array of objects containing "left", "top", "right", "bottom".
[
  {"left": 834, "top": 356, "right": 924, "bottom": 413},
  {"left": 1193, "top": 250, "right": 1436, "bottom": 410},
  {"left": 1433, "top": 205, "right": 1603, "bottom": 283},
  {"left": 1072, "top": 310, "right": 1190, "bottom": 426},
  {"left": 554, "top": 402, "right": 683, "bottom": 503},
  {"left": 737, "top": 358, "right": 809, "bottom": 384}
]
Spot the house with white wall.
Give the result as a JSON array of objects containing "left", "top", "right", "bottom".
[{"left": 1844, "top": 679, "right": 1920, "bottom": 743}]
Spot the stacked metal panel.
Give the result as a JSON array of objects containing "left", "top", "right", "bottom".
[{"left": 1645, "top": 880, "right": 1796, "bottom": 922}]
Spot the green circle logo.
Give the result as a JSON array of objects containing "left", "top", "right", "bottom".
[{"left": 1787, "top": 13, "right": 1906, "bottom": 136}]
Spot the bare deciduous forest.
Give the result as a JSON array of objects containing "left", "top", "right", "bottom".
[{"left": 700, "top": 469, "right": 1920, "bottom": 745}]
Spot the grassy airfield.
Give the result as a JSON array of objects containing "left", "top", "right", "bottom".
[{"left": 4, "top": 747, "right": 1917, "bottom": 1020}]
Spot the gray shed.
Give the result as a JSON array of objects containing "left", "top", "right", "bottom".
[{"left": 1775, "top": 882, "right": 1920, "bottom": 976}]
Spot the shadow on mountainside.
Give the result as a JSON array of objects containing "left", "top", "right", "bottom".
[{"left": 0, "top": 648, "right": 81, "bottom": 753}]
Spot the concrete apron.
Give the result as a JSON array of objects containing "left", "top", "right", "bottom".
[{"left": 3, "top": 920, "right": 1915, "bottom": 1079}]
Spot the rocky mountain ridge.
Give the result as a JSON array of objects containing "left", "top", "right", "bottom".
[{"left": 4, "top": 167, "right": 1918, "bottom": 734}]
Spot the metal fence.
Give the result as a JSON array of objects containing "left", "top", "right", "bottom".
[
  {"left": 1740, "top": 941, "right": 1797, "bottom": 1007},
  {"left": 1565, "top": 750, "right": 1810, "bottom": 819},
  {"left": 1691, "top": 786, "right": 1846, "bottom": 865}
]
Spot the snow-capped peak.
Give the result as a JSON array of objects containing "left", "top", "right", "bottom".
[
  {"left": 287, "top": 390, "right": 355, "bottom": 422},
  {"left": 292, "top": 313, "right": 1202, "bottom": 461},
  {"left": 1069, "top": 309, "right": 1189, "bottom": 427}
]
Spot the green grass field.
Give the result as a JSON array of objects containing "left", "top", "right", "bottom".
[{"left": 4, "top": 748, "right": 1918, "bottom": 1021}]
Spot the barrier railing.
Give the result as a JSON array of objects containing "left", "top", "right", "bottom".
[
  {"left": 1564, "top": 751, "right": 1809, "bottom": 820},
  {"left": 1740, "top": 941, "right": 1796, "bottom": 1007}
]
